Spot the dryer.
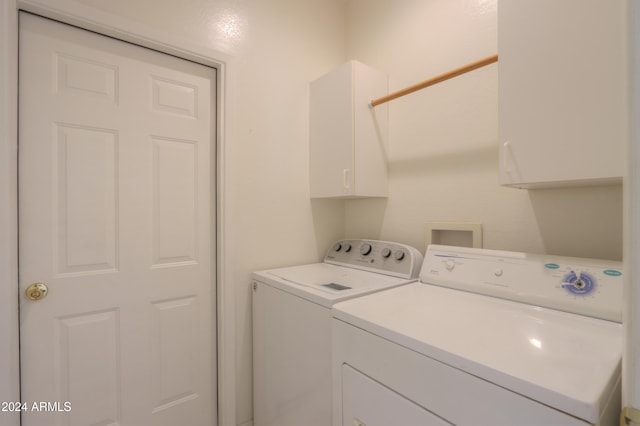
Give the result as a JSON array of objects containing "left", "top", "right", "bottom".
[
  {"left": 332, "top": 245, "right": 623, "bottom": 426},
  {"left": 252, "top": 239, "right": 423, "bottom": 426}
]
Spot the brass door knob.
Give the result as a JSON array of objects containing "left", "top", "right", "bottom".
[{"left": 25, "top": 283, "right": 48, "bottom": 301}]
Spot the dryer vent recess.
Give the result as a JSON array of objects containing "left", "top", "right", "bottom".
[{"left": 425, "top": 222, "right": 482, "bottom": 248}]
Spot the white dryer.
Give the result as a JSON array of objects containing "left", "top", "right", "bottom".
[
  {"left": 332, "top": 245, "right": 623, "bottom": 426},
  {"left": 252, "top": 239, "right": 423, "bottom": 426}
]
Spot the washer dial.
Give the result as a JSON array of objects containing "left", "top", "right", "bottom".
[
  {"left": 360, "top": 243, "right": 372, "bottom": 256},
  {"left": 562, "top": 270, "right": 596, "bottom": 296}
]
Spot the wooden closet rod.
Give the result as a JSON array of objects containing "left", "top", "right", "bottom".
[{"left": 370, "top": 54, "right": 498, "bottom": 107}]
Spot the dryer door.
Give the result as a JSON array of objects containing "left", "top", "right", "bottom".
[{"left": 342, "top": 365, "right": 451, "bottom": 426}]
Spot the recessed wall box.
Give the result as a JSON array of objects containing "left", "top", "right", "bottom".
[{"left": 425, "top": 222, "right": 482, "bottom": 248}]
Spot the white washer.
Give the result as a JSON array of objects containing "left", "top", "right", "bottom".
[
  {"left": 332, "top": 245, "right": 623, "bottom": 426},
  {"left": 252, "top": 239, "right": 423, "bottom": 426}
]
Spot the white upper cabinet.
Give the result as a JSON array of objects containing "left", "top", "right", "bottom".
[
  {"left": 310, "top": 61, "right": 388, "bottom": 198},
  {"left": 498, "top": 0, "right": 627, "bottom": 188}
]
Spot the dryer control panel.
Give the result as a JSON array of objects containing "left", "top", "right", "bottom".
[
  {"left": 325, "top": 239, "right": 423, "bottom": 280},
  {"left": 421, "top": 245, "right": 623, "bottom": 322}
]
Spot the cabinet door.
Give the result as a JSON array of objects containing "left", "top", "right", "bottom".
[
  {"left": 310, "top": 61, "right": 388, "bottom": 198},
  {"left": 498, "top": 0, "right": 627, "bottom": 188},
  {"left": 310, "top": 62, "right": 354, "bottom": 197},
  {"left": 353, "top": 62, "right": 388, "bottom": 198}
]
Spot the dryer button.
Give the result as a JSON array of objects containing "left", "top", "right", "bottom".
[{"left": 445, "top": 259, "right": 455, "bottom": 271}]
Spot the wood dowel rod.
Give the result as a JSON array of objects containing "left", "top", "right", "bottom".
[{"left": 370, "top": 54, "right": 499, "bottom": 107}]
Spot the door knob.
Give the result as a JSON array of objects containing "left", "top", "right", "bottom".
[{"left": 25, "top": 282, "right": 48, "bottom": 301}]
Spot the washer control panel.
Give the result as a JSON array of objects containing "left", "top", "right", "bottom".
[
  {"left": 421, "top": 245, "right": 623, "bottom": 322},
  {"left": 325, "top": 239, "right": 424, "bottom": 279}
]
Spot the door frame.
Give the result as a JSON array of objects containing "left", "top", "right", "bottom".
[{"left": 0, "top": 2, "right": 236, "bottom": 426}]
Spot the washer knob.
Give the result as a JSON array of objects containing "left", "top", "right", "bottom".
[
  {"left": 445, "top": 259, "right": 456, "bottom": 271},
  {"left": 333, "top": 243, "right": 342, "bottom": 252},
  {"left": 344, "top": 243, "right": 352, "bottom": 252},
  {"left": 381, "top": 248, "right": 392, "bottom": 258},
  {"left": 561, "top": 270, "right": 596, "bottom": 296},
  {"left": 394, "top": 250, "right": 405, "bottom": 261},
  {"left": 360, "top": 243, "right": 372, "bottom": 256}
]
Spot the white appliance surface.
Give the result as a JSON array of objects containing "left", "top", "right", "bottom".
[
  {"left": 332, "top": 245, "right": 623, "bottom": 425},
  {"left": 258, "top": 263, "right": 409, "bottom": 308},
  {"left": 254, "top": 238, "right": 423, "bottom": 308},
  {"left": 342, "top": 364, "right": 449, "bottom": 426},
  {"left": 253, "top": 239, "right": 423, "bottom": 426}
]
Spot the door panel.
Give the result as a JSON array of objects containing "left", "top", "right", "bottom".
[
  {"left": 56, "top": 124, "right": 118, "bottom": 274},
  {"left": 151, "top": 136, "right": 197, "bottom": 265},
  {"left": 57, "top": 309, "right": 121, "bottom": 424},
  {"left": 19, "top": 13, "right": 216, "bottom": 426}
]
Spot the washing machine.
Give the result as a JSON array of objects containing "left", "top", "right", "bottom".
[
  {"left": 252, "top": 239, "right": 423, "bottom": 426},
  {"left": 332, "top": 244, "right": 623, "bottom": 426}
]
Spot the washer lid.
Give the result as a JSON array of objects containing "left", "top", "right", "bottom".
[
  {"left": 252, "top": 263, "right": 414, "bottom": 308},
  {"left": 332, "top": 283, "right": 622, "bottom": 424}
]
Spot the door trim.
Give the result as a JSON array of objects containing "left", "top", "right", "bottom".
[
  {"left": 0, "top": 2, "right": 236, "bottom": 425},
  {"left": 0, "top": 2, "right": 20, "bottom": 426}
]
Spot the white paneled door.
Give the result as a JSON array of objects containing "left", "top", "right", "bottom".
[{"left": 18, "top": 13, "right": 216, "bottom": 426}]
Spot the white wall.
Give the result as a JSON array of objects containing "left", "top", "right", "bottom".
[
  {"left": 344, "top": 0, "right": 623, "bottom": 261},
  {"left": 2, "top": 1, "right": 347, "bottom": 426},
  {"left": 225, "top": 2, "right": 346, "bottom": 423}
]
